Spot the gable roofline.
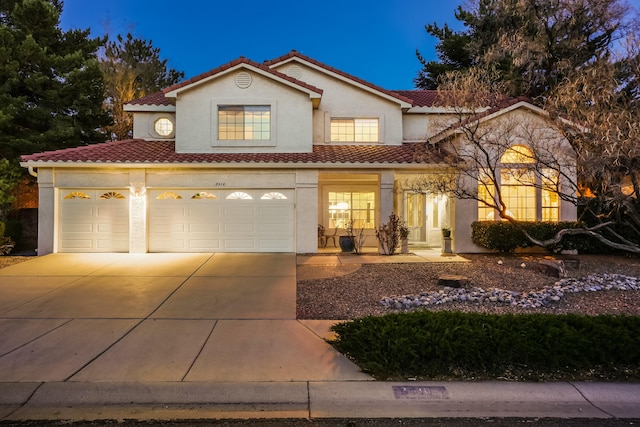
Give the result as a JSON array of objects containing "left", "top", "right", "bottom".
[
  {"left": 428, "top": 97, "right": 566, "bottom": 143},
  {"left": 162, "top": 56, "right": 323, "bottom": 106},
  {"left": 265, "top": 50, "right": 413, "bottom": 108},
  {"left": 123, "top": 91, "right": 176, "bottom": 112}
]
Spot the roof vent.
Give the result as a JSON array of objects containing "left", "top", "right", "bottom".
[
  {"left": 235, "top": 72, "right": 252, "bottom": 89},
  {"left": 286, "top": 65, "right": 302, "bottom": 80}
]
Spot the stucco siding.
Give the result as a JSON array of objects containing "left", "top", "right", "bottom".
[{"left": 174, "top": 71, "right": 313, "bottom": 154}]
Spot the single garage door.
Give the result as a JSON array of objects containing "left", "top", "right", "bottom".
[
  {"left": 148, "top": 189, "right": 294, "bottom": 252},
  {"left": 59, "top": 189, "right": 130, "bottom": 252}
]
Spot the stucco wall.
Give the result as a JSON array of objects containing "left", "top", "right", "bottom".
[
  {"left": 271, "top": 61, "right": 404, "bottom": 146},
  {"left": 173, "top": 71, "right": 313, "bottom": 154}
]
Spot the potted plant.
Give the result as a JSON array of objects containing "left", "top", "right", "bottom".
[
  {"left": 442, "top": 227, "right": 451, "bottom": 238},
  {"left": 339, "top": 226, "right": 355, "bottom": 253}
]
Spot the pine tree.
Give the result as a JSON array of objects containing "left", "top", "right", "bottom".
[{"left": 0, "top": 0, "right": 110, "bottom": 161}]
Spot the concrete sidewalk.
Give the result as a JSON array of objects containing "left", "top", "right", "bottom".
[{"left": 0, "top": 253, "right": 639, "bottom": 421}]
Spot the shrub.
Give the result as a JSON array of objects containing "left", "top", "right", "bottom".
[
  {"left": 4, "top": 220, "right": 23, "bottom": 250},
  {"left": 330, "top": 311, "right": 640, "bottom": 381},
  {"left": 375, "top": 214, "right": 408, "bottom": 255},
  {"left": 0, "top": 221, "right": 5, "bottom": 237},
  {"left": 470, "top": 221, "right": 623, "bottom": 253}
]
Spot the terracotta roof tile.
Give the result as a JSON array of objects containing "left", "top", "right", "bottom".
[
  {"left": 21, "top": 140, "right": 445, "bottom": 165},
  {"left": 265, "top": 50, "right": 414, "bottom": 105},
  {"left": 126, "top": 91, "right": 175, "bottom": 106},
  {"left": 162, "top": 56, "right": 323, "bottom": 96},
  {"left": 394, "top": 90, "right": 447, "bottom": 107}
]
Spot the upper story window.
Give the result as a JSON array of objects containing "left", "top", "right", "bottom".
[
  {"left": 154, "top": 117, "right": 174, "bottom": 137},
  {"left": 330, "top": 118, "right": 379, "bottom": 142},
  {"left": 218, "top": 105, "right": 270, "bottom": 140}
]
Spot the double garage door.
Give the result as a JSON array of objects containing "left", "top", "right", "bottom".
[{"left": 59, "top": 188, "right": 295, "bottom": 253}]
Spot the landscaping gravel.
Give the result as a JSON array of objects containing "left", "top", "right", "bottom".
[{"left": 296, "top": 254, "right": 640, "bottom": 319}]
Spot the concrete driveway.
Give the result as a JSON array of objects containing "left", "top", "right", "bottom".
[{"left": 0, "top": 253, "right": 370, "bottom": 383}]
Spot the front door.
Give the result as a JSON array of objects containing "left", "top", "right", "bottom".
[
  {"left": 406, "top": 193, "right": 426, "bottom": 243},
  {"left": 406, "top": 193, "right": 449, "bottom": 247}
]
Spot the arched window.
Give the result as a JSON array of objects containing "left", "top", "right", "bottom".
[
  {"left": 478, "top": 145, "right": 559, "bottom": 221},
  {"left": 64, "top": 191, "right": 90, "bottom": 199},
  {"left": 191, "top": 191, "right": 217, "bottom": 200},
  {"left": 260, "top": 192, "right": 287, "bottom": 200},
  {"left": 99, "top": 191, "right": 126, "bottom": 200},
  {"left": 155, "top": 191, "right": 183, "bottom": 200},
  {"left": 226, "top": 191, "right": 253, "bottom": 200}
]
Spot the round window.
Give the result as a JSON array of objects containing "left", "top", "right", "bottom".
[{"left": 154, "top": 117, "right": 174, "bottom": 137}]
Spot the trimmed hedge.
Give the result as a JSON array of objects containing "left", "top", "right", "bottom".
[
  {"left": 471, "top": 221, "right": 630, "bottom": 253},
  {"left": 330, "top": 311, "right": 640, "bottom": 381}
]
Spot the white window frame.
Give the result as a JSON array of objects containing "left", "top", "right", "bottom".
[
  {"left": 211, "top": 98, "right": 277, "bottom": 147},
  {"left": 324, "top": 112, "right": 384, "bottom": 143}
]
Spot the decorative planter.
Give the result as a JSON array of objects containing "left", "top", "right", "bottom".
[
  {"left": 442, "top": 229, "right": 451, "bottom": 238},
  {"left": 339, "top": 235, "right": 354, "bottom": 253},
  {"left": 401, "top": 238, "right": 409, "bottom": 254}
]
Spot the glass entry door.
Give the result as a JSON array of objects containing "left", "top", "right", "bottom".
[
  {"left": 406, "top": 193, "right": 426, "bottom": 243},
  {"left": 406, "top": 192, "right": 446, "bottom": 247}
]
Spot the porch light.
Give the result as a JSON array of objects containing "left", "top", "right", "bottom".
[{"left": 130, "top": 185, "right": 146, "bottom": 197}]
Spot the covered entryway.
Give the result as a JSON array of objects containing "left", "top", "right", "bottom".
[
  {"left": 58, "top": 189, "right": 130, "bottom": 252},
  {"left": 148, "top": 189, "right": 294, "bottom": 252},
  {"left": 404, "top": 192, "right": 451, "bottom": 247}
]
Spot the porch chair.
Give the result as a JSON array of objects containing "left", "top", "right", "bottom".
[
  {"left": 324, "top": 227, "right": 338, "bottom": 248},
  {"left": 318, "top": 224, "right": 327, "bottom": 248}
]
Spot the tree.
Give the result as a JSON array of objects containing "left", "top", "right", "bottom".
[
  {"left": 100, "top": 33, "right": 184, "bottom": 140},
  {"left": 407, "top": 57, "right": 640, "bottom": 254},
  {"left": 0, "top": 0, "right": 110, "bottom": 161},
  {"left": 416, "top": 0, "right": 629, "bottom": 98}
]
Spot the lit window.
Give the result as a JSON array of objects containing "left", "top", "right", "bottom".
[
  {"left": 156, "top": 191, "right": 182, "bottom": 200},
  {"left": 64, "top": 191, "right": 90, "bottom": 199},
  {"left": 191, "top": 192, "right": 217, "bottom": 200},
  {"left": 477, "top": 169, "right": 495, "bottom": 220},
  {"left": 226, "top": 191, "right": 253, "bottom": 200},
  {"left": 154, "top": 117, "right": 174, "bottom": 137},
  {"left": 501, "top": 145, "right": 535, "bottom": 164},
  {"left": 99, "top": 192, "right": 126, "bottom": 200},
  {"left": 541, "top": 169, "right": 559, "bottom": 221},
  {"left": 218, "top": 106, "right": 270, "bottom": 140},
  {"left": 260, "top": 192, "right": 288, "bottom": 200},
  {"left": 328, "top": 191, "right": 375, "bottom": 229},
  {"left": 330, "top": 118, "right": 379, "bottom": 142},
  {"left": 477, "top": 146, "right": 560, "bottom": 222},
  {"left": 501, "top": 169, "right": 536, "bottom": 220}
]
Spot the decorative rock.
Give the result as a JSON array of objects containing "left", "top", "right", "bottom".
[
  {"left": 380, "top": 273, "right": 639, "bottom": 311},
  {"left": 437, "top": 275, "right": 469, "bottom": 288},
  {"left": 538, "top": 259, "right": 567, "bottom": 278}
]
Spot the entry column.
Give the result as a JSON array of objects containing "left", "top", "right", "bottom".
[{"left": 129, "top": 169, "right": 147, "bottom": 253}]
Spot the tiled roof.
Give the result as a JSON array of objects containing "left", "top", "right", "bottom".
[
  {"left": 162, "top": 56, "right": 323, "bottom": 96},
  {"left": 265, "top": 50, "right": 415, "bottom": 106},
  {"left": 125, "top": 91, "right": 175, "bottom": 106},
  {"left": 394, "top": 90, "right": 446, "bottom": 107},
  {"left": 21, "top": 140, "right": 445, "bottom": 166}
]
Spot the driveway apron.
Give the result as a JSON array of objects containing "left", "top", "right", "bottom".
[{"left": 0, "top": 253, "right": 369, "bottom": 384}]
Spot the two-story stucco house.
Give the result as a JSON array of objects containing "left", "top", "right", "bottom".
[{"left": 20, "top": 51, "right": 576, "bottom": 255}]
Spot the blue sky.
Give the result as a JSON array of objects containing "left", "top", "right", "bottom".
[
  {"left": 59, "top": 0, "right": 639, "bottom": 90},
  {"left": 59, "top": 0, "right": 465, "bottom": 90}
]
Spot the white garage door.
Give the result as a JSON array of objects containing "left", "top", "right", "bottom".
[
  {"left": 59, "top": 189, "right": 130, "bottom": 252},
  {"left": 148, "top": 189, "right": 294, "bottom": 252}
]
